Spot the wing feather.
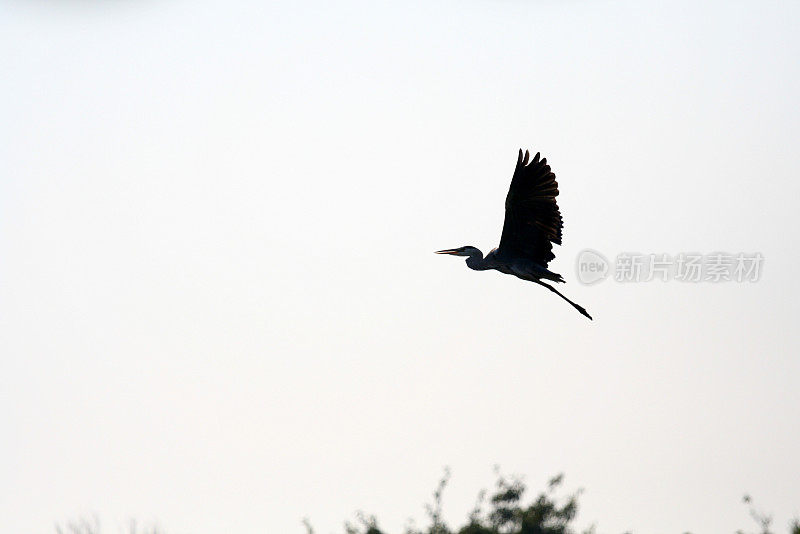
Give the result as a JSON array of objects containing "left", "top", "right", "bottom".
[{"left": 497, "top": 149, "right": 564, "bottom": 266}]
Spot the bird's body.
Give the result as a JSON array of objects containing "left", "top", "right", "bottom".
[
  {"left": 436, "top": 149, "right": 592, "bottom": 320},
  {"left": 465, "top": 247, "right": 565, "bottom": 282}
]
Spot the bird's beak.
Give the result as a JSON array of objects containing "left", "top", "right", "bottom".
[{"left": 435, "top": 249, "right": 460, "bottom": 255}]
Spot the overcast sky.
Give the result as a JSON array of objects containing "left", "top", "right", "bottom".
[{"left": 2, "top": 1, "right": 799, "bottom": 533}]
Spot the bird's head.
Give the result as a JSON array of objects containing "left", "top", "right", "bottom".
[{"left": 434, "top": 246, "right": 481, "bottom": 257}]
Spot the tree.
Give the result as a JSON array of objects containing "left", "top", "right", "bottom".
[
  {"left": 309, "top": 470, "right": 798, "bottom": 534},
  {"left": 314, "top": 469, "right": 590, "bottom": 534}
]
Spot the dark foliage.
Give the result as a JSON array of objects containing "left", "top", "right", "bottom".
[
  {"left": 56, "top": 475, "right": 799, "bottom": 534},
  {"left": 315, "top": 469, "right": 591, "bottom": 534},
  {"left": 307, "top": 470, "right": 798, "bottom": 534}
]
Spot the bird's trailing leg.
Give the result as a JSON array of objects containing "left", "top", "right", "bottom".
[{"left": 533, "top": 280, "right": 592, "bottom": 320}]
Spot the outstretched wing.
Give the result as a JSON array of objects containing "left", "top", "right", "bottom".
[{"left": 497, "top": 149, "right": 563, "bottom": 266}]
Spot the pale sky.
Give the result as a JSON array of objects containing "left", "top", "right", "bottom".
[{"left": 2, "top": 1, "right": 799, "bottom": 533}]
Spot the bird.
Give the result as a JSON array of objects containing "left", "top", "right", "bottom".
[{"left": 436, "top": 149, "right": 592, "bottom": 320}]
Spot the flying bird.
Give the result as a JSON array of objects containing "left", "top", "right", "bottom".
[{"left": 436, "top": 149, "right": 592, "bottom": 320}]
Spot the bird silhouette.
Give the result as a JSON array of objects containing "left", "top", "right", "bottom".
[{"left": 436, "top": 149, "right": 592, "bottom": 320}]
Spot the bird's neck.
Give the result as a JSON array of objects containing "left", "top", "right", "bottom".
[{"left": 466, "top": 249, "right": 491, "bottom": 271}]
